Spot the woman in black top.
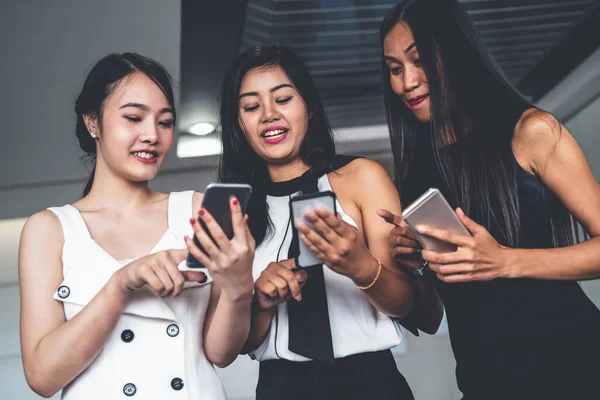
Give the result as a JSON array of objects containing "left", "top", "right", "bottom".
[{"left": 378, "top": 1, "right": 600, "bottom": 399}]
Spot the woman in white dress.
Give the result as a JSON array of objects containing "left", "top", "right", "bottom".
[{"left": 19, "top": 52, "right": 255, "bottom": 399}]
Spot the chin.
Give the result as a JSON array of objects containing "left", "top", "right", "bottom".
[{"left": 124, "top": 168, "right": 160, "bottom": 183}]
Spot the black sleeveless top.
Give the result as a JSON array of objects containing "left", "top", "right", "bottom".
[{"left": 405, "top": 125, "right": 600, "bottom": 376}]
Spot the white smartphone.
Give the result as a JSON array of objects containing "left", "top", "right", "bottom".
[
  {"left": 402, "top": 188, "right": 470, "bottom": 253},
  {"left": 187, "top": 183, "right": 252, "bottom": 268},
  {"left": 290, "top": 191, "right": 337, "bottom": 268}
]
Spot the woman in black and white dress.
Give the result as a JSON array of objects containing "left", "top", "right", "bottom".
[{"left": 218, "top": 44, "right": 442, "bottom": 400}]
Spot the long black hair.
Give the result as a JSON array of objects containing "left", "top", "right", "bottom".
[
  {"left": 74, "top": 52, "right": 176, "bottom": 197},
  {"left": 218, "top": 44, "right": 336, "bottom": 246},
  {"left": 381, "top": 0, "right": 579, "bottom": 247}
]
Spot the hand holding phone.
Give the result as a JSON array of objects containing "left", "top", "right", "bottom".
[
  {"left": 290, "top": 191, "right": 337, "bottom": 268},
  {"left": 401, "top": 188, "right": 470, "bottom": 253},
  {"left": 186, "top": 183, "right": 252, "bottom": 268},
  {"left": 185, "top": 189, "right": 255, "bottom": 298},
  {"left": 292, "top": 191, "right": 375, "bottom": 282}
]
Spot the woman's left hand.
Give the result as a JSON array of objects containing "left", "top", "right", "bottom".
[
  {"left": 419, "top": 208, "right": 514, "bottom": 282},
  {"left": 185, "top": 196, "right": 255, "bottom": 299},
  {"left": 297, "top": 207, "right": 374, "bottom": 281}
]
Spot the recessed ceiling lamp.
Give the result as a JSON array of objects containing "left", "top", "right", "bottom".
[{"left": 188, "top": 122, "right": 216, "bottom": 136}]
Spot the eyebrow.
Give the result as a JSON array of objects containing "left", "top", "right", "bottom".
[
  {"left": 239, "top": 83, "right": 294, "bottom": 99},
  {"left": 405, "top": 42, "right": 417, "bottom": 53},
  {"left": 119, "top": 103, "right": 174, "bottom": 115}
]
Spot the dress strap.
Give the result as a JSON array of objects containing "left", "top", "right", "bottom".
[
  {"left": 47, "top": 205, "right": 92, "bottom": 243},
  {"left": 167, "top": 191, "right": 195, "bottom": 238}
]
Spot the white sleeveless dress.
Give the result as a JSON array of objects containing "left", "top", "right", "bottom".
[{"left": 48, "top": 191, "right": 227, "bottom": 400}]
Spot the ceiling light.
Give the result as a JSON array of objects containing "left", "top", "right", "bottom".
[
  {"left": 188, "top": 122, "right": 216, "bottom": 136},
  {"left": 177, "top": 135, "right": 222, "bottom": 158}
]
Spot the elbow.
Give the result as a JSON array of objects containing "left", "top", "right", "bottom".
[
  {"left": 418, "top": 309, "right": 444, "bottom": 335},
  {"left": 207, "top": 352, "right": 238, "bottom": 369},
  {"left": 25, "top": 368, "right": 60, "bottom": 398},
  {"left": 390, "top": 291, "right": 416, "bottom": 319},
  {"left": 418, "top": 322, "right": 441, "bottom": 335}
]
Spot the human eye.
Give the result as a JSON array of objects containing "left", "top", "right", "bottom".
[{"left": 276, "top": 96, "right": 292, "bottom": 104}]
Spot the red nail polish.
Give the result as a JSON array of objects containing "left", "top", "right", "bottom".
[
  {"left": 184, "top": 235, "right": 190, "bottom": 241},
  {"left": 189, "top": 218, "right": 196, "bottom": 225},
  {"left": 232, "top": 199, "right": 239, "bottom": 206},
  {"left": 199, "top": 209, "right": 205, "bottom": 217}
]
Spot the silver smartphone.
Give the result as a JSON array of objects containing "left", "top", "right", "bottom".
[
  {"left": 186, "top": 183, "right": 252, "bottom": 268},
  {"left": 290, "top": 191, "right": 337, "bottom": 268},
  {"left": 402, "top": 188, "right": 470, "bottom": 253}
]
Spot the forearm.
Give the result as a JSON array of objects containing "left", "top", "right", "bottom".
[
  {"left": 412, "top": 276, "right": 443, "bottom": 334},
  {"left": 508, "top": 237, "right": 600, "bottom": 280},
  {"left": 240, "top": 297, "right": 276, "bottom": 354},
  {"left": 353, "top": 256, "right": 414, "bottom": 318},
  {"left": 25, "top": 277, "right": 128, "bottom": 397},
  {"left": 204, "top": 291, "right": 253, "bottom": 368}
]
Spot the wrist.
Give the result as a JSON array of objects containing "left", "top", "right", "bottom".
[
  {"left": 503, "top": 247, "right": 522, "bottom": 279},
  {"left": 106, "top": 274, "right": 131, "bottom": 306},
  {"left": 220, "top": 284, "right": 254, "bottom": 304},
  {"left": 352, "top": 255, "right": 380, "bottom": 288}
]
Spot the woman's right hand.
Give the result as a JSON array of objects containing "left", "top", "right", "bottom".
[
  {"left": 378, "top": 209, "right": 423, "bottom": 270},
  {"left": 255, "top": 259, "right": 307, "bottom": 310},
  {"left": 112, "top": 249, "right": 207, "bottom": 298}
]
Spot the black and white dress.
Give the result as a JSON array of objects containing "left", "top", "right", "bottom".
[{"left": 249, "top": 156, "right": 414, "bottom": 400}]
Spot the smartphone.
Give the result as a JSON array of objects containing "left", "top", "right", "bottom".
[
  {"left": 401, "top": 188, "right": 470, "bottom": 253},
  {"left": 186, "top": 183, "right": 252, "bottom": 268},
  {"left": 290, "top": 191, "right": 337, "bottom": 268}
]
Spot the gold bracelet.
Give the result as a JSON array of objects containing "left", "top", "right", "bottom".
[{"left": 356, "top": 257, "right": 382, "bottom": 290}]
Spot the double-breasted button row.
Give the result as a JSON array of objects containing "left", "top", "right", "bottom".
[
  {"left": 122, "top": 378, "right": 183, "bottom": 396},
  {"left": 120, "top": 324, "right": 180, "bottom": 342}
]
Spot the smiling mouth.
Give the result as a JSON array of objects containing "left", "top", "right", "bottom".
[
  {"left": 261, "top": 128, "right": 289, "bottom": 138},
  {"left": 132, "top": 151, "right": 157, "bottom": 159},
  {"left": 406, "top": 94, "right": 429, "bottom": 107}
]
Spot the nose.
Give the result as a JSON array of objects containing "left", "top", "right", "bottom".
[
  {"left": 139, "top": 123, "right": 159, "bottom": 145},
  {"left": 403, "top": 66, "right": 420, "bottom": 93},
  {"left": 261, "top": 101, "right": 280, "bottom": 123}
]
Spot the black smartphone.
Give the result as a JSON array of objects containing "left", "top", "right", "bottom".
[
  {"left": 289, "top": 191, "right": 337, "bottom": 268},
  {"left": 186, "top": 183, "right": 252, "bottom": 268}
]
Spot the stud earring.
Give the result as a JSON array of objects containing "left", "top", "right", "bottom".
[{"left": 91, "top": 131, "right": 97, "bottom": 139}]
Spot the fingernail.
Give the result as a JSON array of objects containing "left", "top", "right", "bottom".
[
  {"left": 296, "top": 295, "right": 302, "bottom": 302},
  {"left": 189, "top": 218, "right": 196, "bottom": 225},
  {"left": 184, "top": 235, "right": 190, "bottom": 242},
  {"left": 417, "top": 225, "right": 427, "bottom": 233},
  {"left": 199, "top": 209, "right": 205, "bottom": 217},
  {"left": 232, "top": 198, "right": 239, "bottom": 206}
]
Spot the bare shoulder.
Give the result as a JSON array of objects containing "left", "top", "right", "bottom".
[
  {"left": 333, "top": 157, "right": 392, "bottom": 183},
  {"left": 19, "top": 210, "right": 64, "bottom": 271},
  {"left": 513, "top": 108, "right": 571, "bottom": 173},
  {"left": 514, "top": 108, "right": 563, "bottom": 143},
  {"left": 21, "top": 210, "right": 63, "bottom": 243},
  {"left": 329, "top": 158, "right": 397, "bottom": 209}
]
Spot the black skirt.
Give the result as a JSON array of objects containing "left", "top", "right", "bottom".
[
  {"left": 256, "top": 350, "right": 414, "bottom": 400},
  {"left": 457, "top": 329, "right": 600, "bottom": 400}
]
